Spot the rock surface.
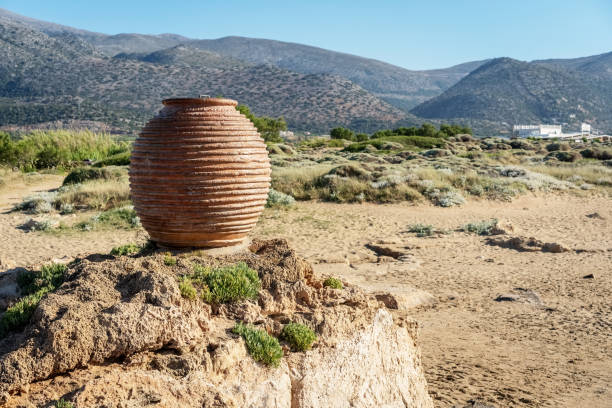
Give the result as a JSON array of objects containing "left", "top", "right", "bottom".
[
  {"left": 486, "top": 236, "right": 569, "bottom": 253},
  {"left": 0, "top": 239, "right": 433, "bottom": 407}
]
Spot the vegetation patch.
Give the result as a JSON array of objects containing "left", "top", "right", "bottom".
[
  {"left": 163, "top": 252, "right": 177, "bottom": 266},
  {"left": 62, "top": 166, "right": 126, "bottom": 185},
  {"left": 110, "top": 243, "right": 142, "bottom": 256},
  {"left": 323, "top": 277, "right": 343, "bottom": 289},
  {"left": 77, "top": 206, "right": 140, "bottom": 231},
  {"left": 281, "top": 322, "right": 317, "bottom": 351},
  {"left": 54, "top": 399, "right": 74, "bottom": 408},
  {"left": 407, "top": 223, "right": 434, "bottom": 237},
  {"left": 233, "top": 322, "right": 283, "bottom": 367},
  {"left": 1, "top": 263, "right": 68, "bottom": 338},
  {"left": 0, "top": 130, "right": 129, "bottom": 171},
  {"left": 266, "top": 188, "right": 295, "bottom": 207},
  {"left": 462, "top": 219, "right": 499, "bottom": 235},
  {"left": 180, "top": 262, "right": 261, "bottom": 304},
  {"left": 92, "top": 151, "right": 131, "bottom": 167}
]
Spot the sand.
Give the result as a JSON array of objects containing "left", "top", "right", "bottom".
[{"left": 1, "top": 176, "right": 610, "bottom": 407}]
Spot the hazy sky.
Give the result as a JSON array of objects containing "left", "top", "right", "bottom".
[{"left": 2, "top": 0, "right": 611, "bottom": 70}]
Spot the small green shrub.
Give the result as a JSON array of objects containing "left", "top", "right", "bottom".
[
  {"left": 182, "top": 262, "right": 261, "bottom": 304},
  {"left": 54, "top": 399, "right": 74, "bottom": 408},
  {"left": 281, "top": 323, "right": 317, "bottom": 351},
  {"left": 179, "top": 276, "right": 197, "bottom": 300},
  {"left": 78, "top": 206, "right": 140, "bottom": 231},
  {"left": 199, "top": 262, "right": 260, "bottom": 303},
  {"left": 110, "top": 243, "right": 142, "bottom": 256},
  {"left": 266, "top": 189, "right": 296, "bottom": 207},
  {"left": 163, "top": 252, "right": 177, "bottom": 266},
  {"left": 62, "top": 166, "right": 124, "bottom": 185},
  {"left": 16, "top": 263, "right": 68, "bottom": 295},
  {"left": 408, "top": 223, "right": 434, "bottom": 237},
  {"left": 462, "top": 219, "right": 498, "bottom": 235},
  {"left": 1, "top": 263, "right": 67, "bottom": 337},
  {"left": 323, "top": 277, "right": 343, "bottom": 289},
  {"left": 233, "top": 322, "right": 283, "bottom": 366}
]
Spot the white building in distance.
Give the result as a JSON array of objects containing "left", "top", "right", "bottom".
[
  {"left": 512, "top": 123, "right": 600, "bottom": 140},
  {"left": 512, "top": 124, "right": 562, "bottom": 138}
]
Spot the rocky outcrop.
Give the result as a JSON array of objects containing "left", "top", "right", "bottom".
[
  {"left": 0, "top": 239, "right": 433, "bottom": 407},
  {"left": 486, "top": 236, "right": 569, "bottom": 253}
]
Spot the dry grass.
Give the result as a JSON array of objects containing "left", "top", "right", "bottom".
[
  {"left": 54, "top": 179, "right": 130, "bottom": 210},
  {"left": 527, "top": 164, "right": 612, "bottom": 185}
]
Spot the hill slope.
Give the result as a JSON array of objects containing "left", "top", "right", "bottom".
[
  {"left": 411, "top": 57, "right": 612, "bottom": 131},
  {"left": 0, "top": 17, "right": 407, "bottom": 133}
]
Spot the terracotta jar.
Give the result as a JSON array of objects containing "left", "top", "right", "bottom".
[{"left": 129, "top": 97, "right": 271, "bottom": 247}]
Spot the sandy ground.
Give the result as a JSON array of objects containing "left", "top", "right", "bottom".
[
  {"left": 1, "top": 177, "right": 610, "bottom": 407},
  {"left": 0, "top": 175, "right": 141, "bottom": 268}
]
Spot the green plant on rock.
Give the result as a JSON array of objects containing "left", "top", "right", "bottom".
[
  {"left": 233, "top": 322, "right": 283, "bottom": 366},
  {"left": 281, "top": 322, "right": 317, "bottom": 351},
  {"left": 163, "top": 252, "right": 177, "bottom": 266},
  {"left": 54, "top": 398, "right": 74, "bottom": 408},
  {"left": 0, "top": 263, "right": 68, "bottom": 338},
  {"left": 462, "top": 219, "right": 498, "bottom": 235},
  {"left": 178, "top": 276, "right": 197, "bottom": 300},
  {"left": 179, "top": 262, "right": 261, "bottom": 304},
  {"left": 323, "top": 277, "right": 343, "bottom": 289},
  {"left": 110, "top": 243, "right": 142, "bottom": 256}
]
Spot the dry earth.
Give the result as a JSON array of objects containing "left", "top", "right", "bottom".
[{"left": 1, "top": 177, "right": 611, "bottom": 407}]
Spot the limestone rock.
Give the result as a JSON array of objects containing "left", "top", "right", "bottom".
[
  {"left": 0, "top": 239, "right": 433, "bottom": 407},
  {"left": 486, "top": 236, "right": 569, "bottom": 253}
]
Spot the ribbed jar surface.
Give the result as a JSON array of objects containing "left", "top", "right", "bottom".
[{"left": 129, "top": 97, "right": 271, "bottom": 247}]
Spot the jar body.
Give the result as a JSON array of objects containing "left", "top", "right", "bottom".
[{"left": 129, "top": 98, "right": 271, "bottom": 247}]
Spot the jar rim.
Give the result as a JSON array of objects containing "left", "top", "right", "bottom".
[{"left": 162, "top": 97, "right": 238, "bottom": 107}]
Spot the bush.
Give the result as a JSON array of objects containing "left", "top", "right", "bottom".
[
  {"left": 355, "top": 133, "right": 369, "bottom": 142},
  {"left": 549, "top": 151, "right": 581, "bottom": 162},
  {"left": 545, "top": 142, "right": 570, "bottom": 152},
  {"left": 80, "top": 206, "right": 140, "bottom": 230},
  {"left": 163, "top": 252, "right": 177, "bottom": 266},
  {"left": 1, "top": 263, "right": 67, "bottom": 337},
  {"left": 266, "top": 189, "right": 295, "bottom": 207},
  {"left": 110, "top": 243, "right": 142, "bottom": 256},
  {"left": 330, "top": 127, "right": 355, "bottom": 141},
  {"left": 92, "top": 151, "right": 131, "bottom": 167},
  {"left": 462, "top": 219, "right": 498, "bottom": 235},
  {"left": 233, "top": 322, "right": 283, "bottom": 366},
  {"left": 236, "top": 105, "right": 286, "bottom": 144},
  {"left": 62, "top": 166, "right": 125, "bottom": 185},
  {"left": 178, "top": 276, "right": 197, "bottom": 300},
  {"left": 281, "top": 323, "right": 317, "bottom": 351},
  {"left": 408, "top": 223, "right": 434, "bottom": 237},
  {"left": 581, "top": 148, "right": 612, "bottom": 160},
  {"left": 184, "top": 262, "right": 261, "bottom": 304},
  {"left": 54, "top": 399, "right": 74, "bottom": 408},
  {"left": 344, "top": 135, "right": 445, "bottom": 152},
  {"left": 323, "top": 277, "right": 343, "bottom": 289}
]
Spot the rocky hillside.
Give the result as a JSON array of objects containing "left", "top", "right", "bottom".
[
  {"left": 411, "top": 57, "right": 612, "bottom": 132},
  {"left": 0, "top": 8, "right": 487, "bottom": 111},
  {"left": 0, "top": 15, "right": 407, "bottom": 133}
]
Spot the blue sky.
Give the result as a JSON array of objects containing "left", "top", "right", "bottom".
[{"left": 2, "top": 0, "right": 611, "bottom": 70}]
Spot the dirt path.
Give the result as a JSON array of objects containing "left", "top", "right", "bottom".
[
  {"left": 253, "top": 194, "right": 612, "bottom": 408},
  {"left": 0, "top": 176, "right": 140, "bottom": 269}
]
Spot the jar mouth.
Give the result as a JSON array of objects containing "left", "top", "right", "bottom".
[{"left": 162, "top": 97, "right": 238, "bottom": 107}]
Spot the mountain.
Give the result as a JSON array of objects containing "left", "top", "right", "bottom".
[
  {"left": 534, "top": 51, "right": 612, "bottom": 80},
  {"left": 411, "top": 57, "right": 612, "bottom": 131},
  {"left": 187, "top": 36, "right": 488, "bottom": 110},
  {"left": 0, "top": 15, "right": 408, "bottom": 133},
  {"left": 0, "top": 8, "right": 490, "bottom": 111}
]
